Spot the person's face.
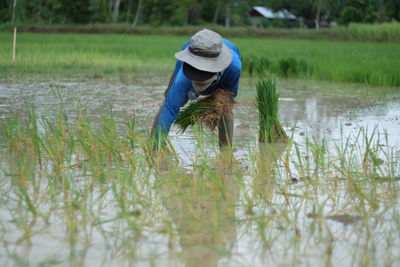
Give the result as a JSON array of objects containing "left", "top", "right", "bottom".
[{"left": 192, "top": 73, "right": 218, "bottom": 93}]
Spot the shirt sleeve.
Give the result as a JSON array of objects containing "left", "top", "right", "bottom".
[
  {"left": 155, "top": 70, "right": 191, "bottom": 140},
  {"left": 223, "top": 69, "right": 241, "bottom": 98},
  {"left": 220, "top": 57, "right": 241, "bottom": 98},
  {"left": 217, "top": 41, "right": 241, "bottom": 97}
]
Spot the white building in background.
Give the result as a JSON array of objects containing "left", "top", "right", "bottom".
[{"left": 250, "top": 6, "right": 297, "bottom": 28}]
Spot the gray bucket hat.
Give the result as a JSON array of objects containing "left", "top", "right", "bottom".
[{"left": 175, "top": 29, "right": 233, "bottom": 75}]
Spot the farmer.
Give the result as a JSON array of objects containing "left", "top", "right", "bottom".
[{"left": 151, "top": 29, "right": 241, "bottom": 151}]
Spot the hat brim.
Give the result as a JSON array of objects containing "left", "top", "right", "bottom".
[{"left": 175, "top": 42, "right": 232, "bottom": 73}]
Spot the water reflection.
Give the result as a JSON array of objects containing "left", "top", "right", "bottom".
[
  {"left": 1, "top": 80, "right": 400, "bottom": 147},
  {"left": 305, "top": 98, "right": 318, "bottom": 123},
  {"left": 154, "top": 162, "right": 239, "bottom": 267},
  {"left": 255, "top": 143, "right": 285, "bottom": 199}
]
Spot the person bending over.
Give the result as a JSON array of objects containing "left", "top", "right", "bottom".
[{"left": 151, "top": 29, "right": 242, "bottom": 151}]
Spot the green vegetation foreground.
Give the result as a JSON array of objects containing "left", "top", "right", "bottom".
[{"left": 1, "top": 33, "right": 399, "bottom": 86}]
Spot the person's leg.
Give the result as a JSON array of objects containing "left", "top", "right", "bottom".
[{"left": 218, "top": 112, "right": 234, "bottom": 149}]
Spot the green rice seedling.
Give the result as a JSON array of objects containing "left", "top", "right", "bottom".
[
  {"left": 125, "top": 118, "right": 138, "bottom": 150},
  {"left": 254, "top": 143, "right": 285, "bottom": 204},
  {"left": 40, "top": 111, "right": 74, "bottom": 177},
  {"left": 242, "top": 55, "right": 253, "bottom": 77},
  {"left": 256, "top": 77, "right": 287, "bottom": 143},
  {"left": 298, "top": 58, "right": 309, "bottom": 75},
  {"left": 279, "top": 57, "right": 298, "bottom": 77},
  {"left": 99, "top": 112, "right": 123, "bottom": 164},
  {"left": 174, "top": 89, "right": 235, "bottom": 133},
  {"left": 28, "top": 108, "right": 42, "bottom": 168},
  {"left": 306, "top": 137, "right": 328, "bottom": 180},
  {"left": 192, "top": 125, "right": 213, "bottom": 175},
  {"left": 75, "top": 110, "right": 113, "bottom": 183},
  {"left": 346, "top": 22, "right": 400, "bottom": 42},
  {"left": 278, "top": 58, "right": 290, "bottom": 77},
  {"left": 3, "top": 117, "right": 23, "bottom": 157},
  {"left": 247, "top": 56, "right": 256, "bottom": 77},
  {"left": 121, "top": 118, "right": 140, "bottom": 173},
  {"left": 3, "top": 124, "right": 38, "bottom": 219},
  {"left": 256, "top": 57, "right": 271, "bottom": 77},
  {"left": 145, "top": 129, "right": 179, "bottom": 172},
  {"left": 174, "top": 100, "right": 211, "bottom": 133},
  {"left": 243, "top": 55, "right": 271, "bottom": 78},
  {"left": 1, "top": 33, "right": 400, "bottom": 86}
]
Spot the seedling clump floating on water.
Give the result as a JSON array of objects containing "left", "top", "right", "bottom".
[
  {"left": 256, "top": 77, "right": 288, "bottom": 143},
  {"left": 174, "top": 89, "right": 235, "bottom": 133}
]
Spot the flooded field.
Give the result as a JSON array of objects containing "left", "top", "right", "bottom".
[{"left": 0, "top": 75, "right": 399, "bottom": 266}]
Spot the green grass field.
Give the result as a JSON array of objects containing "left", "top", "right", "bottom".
[{"left": 0, "top": 32, "right": 399, "bottom": 86}]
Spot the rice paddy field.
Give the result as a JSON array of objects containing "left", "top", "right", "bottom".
[
  {"left": 0, "top": 32, "right": 400, "bottom": 266},
  {"left": 1, "top": 33, "right": 400, "bottom": 86}
]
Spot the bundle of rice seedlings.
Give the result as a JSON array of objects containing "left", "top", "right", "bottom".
[
  {"left": 256, "top": 77, "right": 288, "bottom": 143},
  {"left": 174, "top": 89, "right": 235, "bottom": 133}
]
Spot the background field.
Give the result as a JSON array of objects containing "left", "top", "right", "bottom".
[
  {"left": 1, "top": 32, "right": 400, "bottom": 87},
  {"left": 2, "top": 22, "right": 400, "bottom": 42}
]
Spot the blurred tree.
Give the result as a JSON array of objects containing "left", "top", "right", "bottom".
[
  {"left": 27, "top": 0, "right": 63, "bottom": 24},
  {"left": 225, "top": 2, "right": 231, "bottom": 28},
  {"left": 383, "top": 0, "right": 400, "bottom": 21},
  {"left": 200, "top": 0, "right": 220, "bottom": 23},
  {"left": 187, "top": 2, "right": 203, "bottom": 25},
  {"left": 89, "top": 0, "right": 111, "bottom": 22},
  {"left": 62, "top": 0, "right": 91, "bottom": 23},
  {"left": 0, "top": 0, "right": 11, "bottom": 23},
  {"left": 339, "top": 0, "right": 374, "bottom": 24},
  {"left": 112, "top": 0, "right": 121, "bottom": 23},
  {"left": 142, "top": 0, "right": 176, "bottom": 25},
  {"left": 171, "top": 0, "right": 196, "bottom": 25},
  {"left": 373, "top": 0, "right": 390, "bottom": 22},
  {"left": 0, "top": 0, "right": 397, "bottom": 26},
  {"left": 131, "top": 0, "right": 142, "bottom": 27},
  {"left": 12, "top": 0, "right": 17, "bottom": 24},
  {"left": 267, "top": 0, "right": 316, "bottom": 26},
  {"left": 324, "top": 0, "right": 345, "bottom": 21},
  {"left": 212, "top": 0, "right": 223, "bottom": 24}
]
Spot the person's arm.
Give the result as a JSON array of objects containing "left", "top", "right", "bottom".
[
  {"left": 154, "top": 70, "right": 191, "bottom": 148},
  {"left": 223, "top": 70, "right": 240, "bottom": 97},
  {"left": 220, "top": 40, "right": 241, "bottom": 97},
  {"left": 220, "top": 57, "right": 241, "bottom": 97},
  {"left": 217, "top": 49, "right": 241, "bottom": 149}
]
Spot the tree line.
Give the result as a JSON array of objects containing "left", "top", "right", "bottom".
[{"left": 1, "top": 0, "right": 399, "bottom": 27}]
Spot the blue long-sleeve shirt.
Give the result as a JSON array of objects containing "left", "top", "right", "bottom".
[{"left": 155, "top": 39, "right": 242, "bottom": 140}]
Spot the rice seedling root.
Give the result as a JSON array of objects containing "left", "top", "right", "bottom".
[{"left": 175, "top": 89, "right": 235, "bottom": 132}]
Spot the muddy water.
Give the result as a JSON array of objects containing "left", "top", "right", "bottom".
[
  {"left": 0, "top": 77, "right": 399, "bottom": 266},
  {"left": 1, "top": 78, "right": 399, "bottom": 146}
]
